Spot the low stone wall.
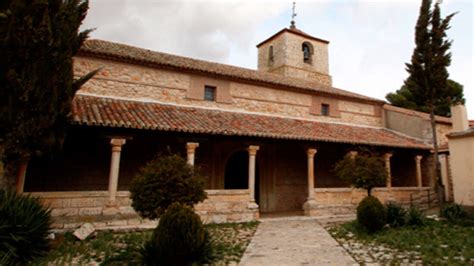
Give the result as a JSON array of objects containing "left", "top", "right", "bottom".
[
  {"left": 307, "top": 187, "right": 432, "bottom": 217},
  {"left": 30, "top": 189, "right": 257, "bottom": 230}
]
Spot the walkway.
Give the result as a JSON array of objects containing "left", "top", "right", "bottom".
[{"left": 239, "top": 217, "right": 356, "bottom": 266}]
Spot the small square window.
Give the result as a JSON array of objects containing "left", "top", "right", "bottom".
[
  {"left": 204, "top": 85, "right": 216, "bottom": 101},
  {"left": 321, "top": 104, "right": 330, "bottom": 116}
]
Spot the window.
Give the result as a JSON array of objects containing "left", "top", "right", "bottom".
[
  {"left": 204, "top": 85, "right": 216, "bottom": 101},
  {"left": 321, "top": 104, "right": 330, "bottom": 116},
  {"left": 302, "top": 42, "right": 313, "bottom": 64},
  {"left": 268, "top": 45, "right": 274, "bottom": 65}
]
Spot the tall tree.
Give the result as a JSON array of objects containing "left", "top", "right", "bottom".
[
  {"left": 0, "top": 0, "right": 98, "bottom": 190},
  {"left": 403, "top": 0, "right": 456, "bottom": 198},
  {"left": 386, "top": 79, "right": 465, "bottom": 116}
]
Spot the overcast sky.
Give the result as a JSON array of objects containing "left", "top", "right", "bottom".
[{"left": 82, "top": 0, "right": 473, "bottom": 118}]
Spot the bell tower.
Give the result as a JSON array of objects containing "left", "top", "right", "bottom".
[{"left": 256, "top": 13, "right": 332, "bottom": 86}]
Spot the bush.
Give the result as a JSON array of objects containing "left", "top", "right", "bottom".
[
  {"left": 441, "top": 203, "right": 467, "bottom": 221},
  {"left": 0, "top": 190, "right": 52, "bottom": 264},
  {"left": 141, "top": 202, "right": 213, "bottom": 265},
  {"left": 334, "top": 154, "right": 387, "bottom": 196},
  {"left": 130, "top": 154, "right": 207, "bottom": 219},
  {"left": 357, "top": 196, "right": 387, "bottom": 233},
  {"left": 406, "top": 207, "right": 426, "bottom": 226},
  {"left": 386, "top": 202, "right": 407, "bottom": 227}
]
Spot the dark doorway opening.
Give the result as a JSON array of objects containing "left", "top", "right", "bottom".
[{"left": 224, "top": 150, "right": 260, "bottom": 204}]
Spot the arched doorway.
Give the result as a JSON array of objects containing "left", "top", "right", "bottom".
[{"left": 224, "top": 150, "right": 260, "bottom": 204}]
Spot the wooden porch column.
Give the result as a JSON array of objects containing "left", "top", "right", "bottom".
[
  {"left": 384, "top": 153, "right": 393, "bottom": 189},
  {"left": 108, "top": 138, "right": 126, "bottom": 204},
  {"left": 415, "top": 155, "right": 423, "bottom": 188},
  {"left": 186, "top": 142, "right": 199, "bottom": 166},
  {"left": 247, "top": 145, "right": 259, "bottom": 205}
]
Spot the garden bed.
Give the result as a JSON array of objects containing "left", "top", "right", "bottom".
[
  {"left": 327, "top": 218, "right": 474, "bottom": 265},
  {"left": 34, "top": 221, "right": 258, "bottom": 265}
]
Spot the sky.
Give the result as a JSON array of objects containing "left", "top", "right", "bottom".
[{"left": 81, "top": 0, "right": 473, "bottom": 118}]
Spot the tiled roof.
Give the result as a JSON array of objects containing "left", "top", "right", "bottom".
[
  {"left": 447, "top": 127, "right": 474, "bottom": 139},
  {"left": 256, "top": 27, "right": 330, "bottom": 47},
  {"left": 79, "top": 39, "right": 382, "bottom": 104},
  {"left": 72, "top": 94, "right": 430, "bottom": 150}
]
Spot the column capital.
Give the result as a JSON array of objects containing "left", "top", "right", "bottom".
[
  {"left": 110, "top": 138, "right": 126, "bottom": 146},
  {"left": 247, "top": 145, "right": 260, "bottom": 156},
  {"left": 384, "top": 153, "right": 393, "bottom": 160},
  {"left": 110, "top": 138, "right": 126, "bottom": 152},
  {"left": 415, "top": 155, "right": 423, "bottom": 162},
  {"left": 349, "top": 151, "right": 358, "bottom": 159},
  {"left": 186, "top": 142, "right": 199, "bottom": 153},
  {"left": 307, "top": 148, "right": 317, "bottom": 157}
]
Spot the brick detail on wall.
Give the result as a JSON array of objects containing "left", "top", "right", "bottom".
[
  {"left": 188, "top": 75, "right": 232, "bottom": 103},
  {"left": 310, "top": 96, "right": 340, "bottom": 117}
]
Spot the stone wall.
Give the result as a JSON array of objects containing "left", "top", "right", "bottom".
[
  {"left": 74, "top": 57, "right": 383, "bottom": 127},
  {"left": 307, "top": 187, "right": 433, "bottom": 217},
  {"left": 30, "top": 189, "right": 258, "bottom": 230},
  {"left": 385, "top": 107, "right": 452, "bottom": 146}
]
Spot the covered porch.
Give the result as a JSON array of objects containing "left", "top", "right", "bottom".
[{"left": 24, "top": 95, "right": 433, "bottom": 229}]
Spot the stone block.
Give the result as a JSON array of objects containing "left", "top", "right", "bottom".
[
  {"left": 79, "top": 207, "right": 103, "bottom": 216},
  {"left": 64, "top": 222, "right": 82, "bottom": 229},
  {"left": 102, "top": 207, "right": 119, "bottom": 216},
  {"left": 51, "top": 208, "right": 79, "bottom": 217},
  {"left": 106, "top": 220, "right": 128, "bottom": 227},
  {"left": 127, "top": 219, "right": 141, "bottom": 226},
  {"left": 118, "top": 206, "right": 135, "bottom": 215}
]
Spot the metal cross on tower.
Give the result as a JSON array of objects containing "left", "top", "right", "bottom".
[{"left": 290, "top": 2, "right": 297, "bottom": 29}]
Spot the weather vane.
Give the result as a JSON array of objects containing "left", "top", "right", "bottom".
[{"left": 290, "top": 2, "right": 297, "bottom": 29}]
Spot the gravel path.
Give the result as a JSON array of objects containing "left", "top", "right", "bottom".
[{"left": 239, "top": 217, "right": 356, "bottom": 266}]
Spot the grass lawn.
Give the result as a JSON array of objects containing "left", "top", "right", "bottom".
[
  {"left": 329, "top": 218, "right": 474, "bottom": 265},
  {"left": 34, "top": 221, "right": 258, "bottom": 265}
]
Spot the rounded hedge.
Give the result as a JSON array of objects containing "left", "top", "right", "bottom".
[
  {"left": 357, "top": 196, "right": 387, "bottom": 233},
  {"left": 141, "top": 202, "right": 213, "bottom": 265},
  {"left": 0, "top": 190, "right": 52, "bottom": 264},
  {"left": 130, "top": 154, "right": 207, "bottom": 219},
  {"left": 386, "top": 202, "right": 407, "bottom": 228}
]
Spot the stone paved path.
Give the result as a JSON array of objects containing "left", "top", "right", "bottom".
[{"left": 239, "top": 217, "right": 356, "bottom": 266}]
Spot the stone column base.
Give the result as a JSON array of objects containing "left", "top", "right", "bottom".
[
  {"left": 247, "top": 201, "right": 260, "bottom": 220},
  {"left": 303, "top": 199, "right": 318, "bottom": 216}
]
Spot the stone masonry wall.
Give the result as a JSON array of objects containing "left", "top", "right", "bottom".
[
  {"left": 307, "top": 187, "right": 433, "bottom": 217},
  {"left": 257, "top": 31, "right": 331, "bottom": 85},
  {"left": 74, "top": 57, "right": 383, "bottom": 127},
  {"left": 30, "top": 189, "right": 258, "bottom": 230}
]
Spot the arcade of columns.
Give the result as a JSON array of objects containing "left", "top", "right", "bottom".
[{"left": 96, "top": 138, "right": 425, "bottom": 208}]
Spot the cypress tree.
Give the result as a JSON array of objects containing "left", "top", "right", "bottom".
[
  {"left": 402, "top": 0, "right": 456, "bottom": 199},
  {"left": 0, "top": 0, "right": 98, "bottom": 190},
  {"left": 386, "top": 0, "right": 463, "bottom": 117}
]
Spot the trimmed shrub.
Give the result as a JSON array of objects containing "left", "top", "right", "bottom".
[
  {"left": 386, "top": 202, "right": 407, "bottom": 227},
  {"left": 441, "top": 203, "right": 467, "bottom": 221},
  {"left": 406, "top": 207, "right": 426, "bottom": 226},
  {"left": 357, "top": 196, "right": 387, "bottom": 233},
  {"left": 0, "top": 190, "right": 52, "bottom": 264},
  {"left": 141, "top": 202, "right": 213, "bottom": 265},
  {"left": 130, "top": 154, "right": 207, "bottom": 219}
]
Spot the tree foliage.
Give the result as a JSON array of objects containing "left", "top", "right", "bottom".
[
  {"left": 0, "top": 190, "right": 52, "bottom": 264},
  {"left": 0, "top": 0, "right": 97, "bottom": 189},
  {"left": 334, "top": 153, "right": 387, "bottom": 196},
  {"left": 130, "top": 154, "right": 207, "bottom": 220},
  {"left": 386, "top": 79, "right": 464, "bottom": 116}
]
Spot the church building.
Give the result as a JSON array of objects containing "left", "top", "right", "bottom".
[{"left": 24, "top": 23, "right": 454, "bottom": 229}]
